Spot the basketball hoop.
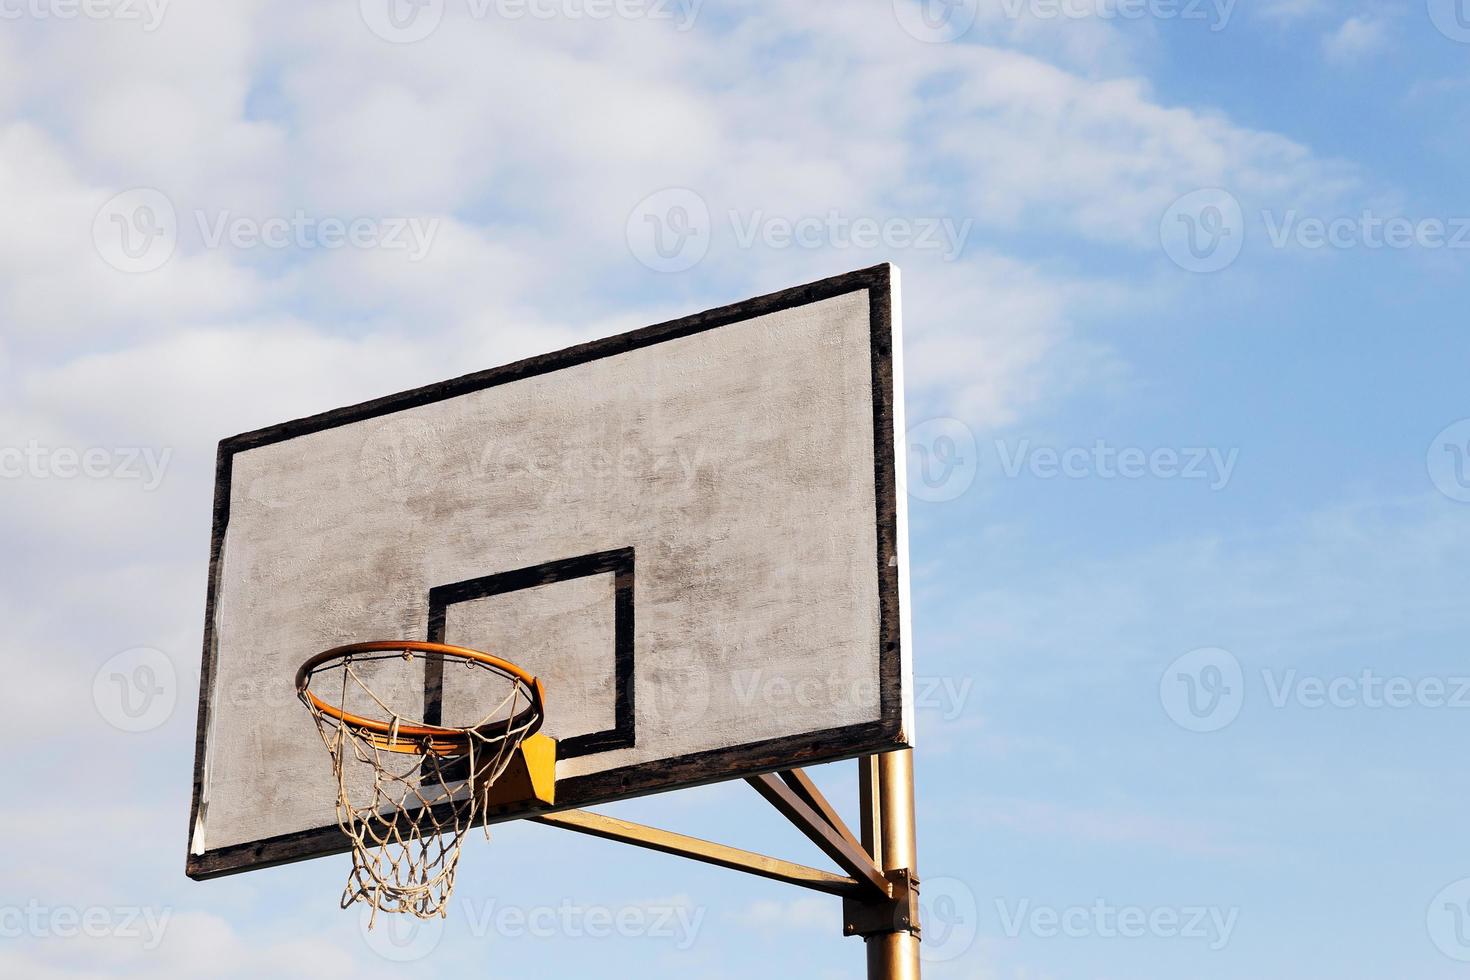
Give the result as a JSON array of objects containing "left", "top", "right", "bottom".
[{"left": 296, "top": 641, "right": 546, "bottom": 924}]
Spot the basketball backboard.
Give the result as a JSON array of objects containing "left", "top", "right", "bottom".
[{"left": 186, "top": 264, "right": 912, "bottom": 880}]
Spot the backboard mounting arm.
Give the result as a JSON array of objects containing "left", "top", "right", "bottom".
[
  {"left": 532, "top": 752, "right": 923, "bottom": 979},
  {"left": 528, "top": 808, "right": 866, "bottom": 898}
]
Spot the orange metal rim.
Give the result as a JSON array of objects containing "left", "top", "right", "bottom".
[{"left": 296, "top": 640, "right": 546, "bottom": 745}]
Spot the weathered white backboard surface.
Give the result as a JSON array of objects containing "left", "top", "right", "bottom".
[{"left": 187, "top": 264, "right": 911, "bottom": 879}]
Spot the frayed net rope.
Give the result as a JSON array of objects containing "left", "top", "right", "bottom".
[{"left": 299, "top": 648, "right": 538, "bottom": 926}]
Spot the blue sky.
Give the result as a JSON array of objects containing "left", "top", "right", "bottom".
[{"left": 3, "top": 1, "right": 1470, "bottom": 977}]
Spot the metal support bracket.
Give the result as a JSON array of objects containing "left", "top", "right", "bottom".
[
  {"left": 532, "top": 757, "right": 922, "bottom": 977},
  {"left": 747, "top": 772, "right": 892, "bottom": 900},
  {"left": 843, "top": 868, "right": 921, "bottom": 939}
]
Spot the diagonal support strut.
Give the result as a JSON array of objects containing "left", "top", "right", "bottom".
[
  {"left": 778, "top": 768, "right": 866, "bottom": 853},
  {"left": 747, "top": 772, "right": 890, "bottom": 900}
]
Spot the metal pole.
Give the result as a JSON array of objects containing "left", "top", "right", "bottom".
[{"left": 863, "top": 749, "right": 921, "bottom": 980}]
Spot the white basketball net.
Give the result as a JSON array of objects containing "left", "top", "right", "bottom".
[{"left": 299, "top": 647, "right": 541, "bottom": 926}]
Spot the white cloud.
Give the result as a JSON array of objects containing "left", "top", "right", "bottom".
[
  {"left": 0, "top": 124, "right": 269, "bottom": 343},
  {"left": 0, "top": 13, "right": 1390, "bottom": 978},
  {"left": 0, "top": 3, "right": 1360, "bottom": 428},
  {"left": 899, "top": 255, "right": 1128, "bottom": 429},
  {"left": 1323, "top": 16, "right": 1390, "bottom": 63}
]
